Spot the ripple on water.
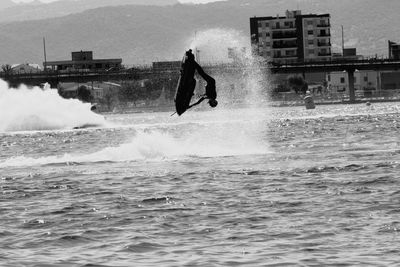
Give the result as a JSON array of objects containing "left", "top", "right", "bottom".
[{"left": 1, "top": 106, "right": 400, "bottom": 265}]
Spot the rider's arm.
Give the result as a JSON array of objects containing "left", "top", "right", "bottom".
[{"left": 194, "top": 61, "right": 216, "bottom": 100}]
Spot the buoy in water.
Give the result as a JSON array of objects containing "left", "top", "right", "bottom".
[{"left": 304, "top": 91, "right": 315, "bottom": 109}]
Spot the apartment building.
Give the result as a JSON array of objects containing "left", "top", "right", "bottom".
[{"left": 250, "top": 10, "right": 332, "bottom": 63}]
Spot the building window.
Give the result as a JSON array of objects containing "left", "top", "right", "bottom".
[
  {"left": 307, "top": 20, "right": 313, "bottom": 25},
  {"left": 308, "top": 30, "right": 314, "bottom": 35},
  {"left": 286, "top": 50, "right": 296, "bottom": 56},
  {"left": 308, "top": 40, "right": 314, "bottom": 45},
  {"left": 327, "top": 74, "right": 330, "bottom": 82},
  {"left": 265, "top": 42, "right": 270, "bottom": 46},
  {"left": 340, "top": 77, "right": 345, "bottom": 83},
  {"left": 364, "top": 76, "right": 368, "bottom": 82},
  {"left": 309, "top": 49, "right": 314, "bottom": 54},
  {"left": 265, "top": 22, "right": 269, "bottom": 27},
  {"left": 266, "top": 32, "right": 270, "bottom": 37},
  {"left": 258, "top": 32, "right": 263, "bottom": 37},
  {"left": 258, "top": 21, "right": 262, "bottom": 27}
]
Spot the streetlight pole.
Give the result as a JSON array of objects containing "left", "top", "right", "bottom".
[
  {"left": 341, "top": 25, "right": 344, "bottom": 56},
  {"left": 43, "top": 37, "right": 47, "bottom": 71}
]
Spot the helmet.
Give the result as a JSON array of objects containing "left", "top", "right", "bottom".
[{"left": 208, "top": 99, "right": 218, "bottom": 108}]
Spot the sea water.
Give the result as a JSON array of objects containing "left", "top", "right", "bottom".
[{"left": 1, "top": 86, "right": 400, "bottom": 266}]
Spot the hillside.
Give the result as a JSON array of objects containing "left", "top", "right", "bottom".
[
  {"left": 0, "top": 0, "right": 398, "bottom": 65},
  {"left": 0, "top": 0, "right": 15, "bottom": 11},
  {"left": 0, "top": 0, "right": 178, "bottom": 23}
]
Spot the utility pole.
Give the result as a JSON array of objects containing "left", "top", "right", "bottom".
[
  {"left": 341, "top": 25, "right": 344, "bottom": 56},
  {"left": 43, "top": 37, "right": 47, "bottom": 71}
]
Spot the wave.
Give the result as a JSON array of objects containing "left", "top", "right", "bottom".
[
  {"left": 0, "top": 129, "right": 267, "bottom": 167},
  {"left": 0, "top": 80, "right": 106, "bottom": 132}
]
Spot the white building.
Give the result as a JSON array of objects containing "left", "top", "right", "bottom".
[
  {"left": 250, "top": 10, "right": 331, "bottom": 63},
  {"left": 326, "top": 70, "right": 400, "bottom": 95}
]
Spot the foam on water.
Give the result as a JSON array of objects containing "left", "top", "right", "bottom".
[
  {"left": 0, "top": 80, "right": 106, "bottom": 132},
  {"left": 0, "top": 128, "right": 266, "bottom": 167}
]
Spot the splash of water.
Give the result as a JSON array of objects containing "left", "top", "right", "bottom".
[
  {"left": 0, "top": 128, "right": 266, "bottom": 167},
  {"left": 186, "top": 28, "right": 271, "bottom": 109},
  {"left": 0, "top": 80, "right": 106, "bottom": 132},
  {"left": 185, "top": 27, "right": 271, "bottom": 145},
  {"left": 0, "top": 28, "right": 272, "bottom": 167}
]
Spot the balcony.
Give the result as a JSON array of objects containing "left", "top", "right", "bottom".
[
  {"left": 317, "top": 33, "right": 331, "bottom": 38},
  {"left": 274, "top": 54, "right": 298, "bottom": 58},
  {"left": 271, "top": 25, "right": 296, "bottom": 31},
  {"left": 317, "top": 41, "right": 331, "bottom": 47},
  {"left": 318, "top": 52, "right": 332, "bottom": 57},
  {"left": 317, "top": 23, "right": 330, "bottom": 28},
  {"left": 272, "top": 31, "right": 297, "bottom": 39},
  {"left": 272, "top": 42, "right": 297, "bottom": 49}
]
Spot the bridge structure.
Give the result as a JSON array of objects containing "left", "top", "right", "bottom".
[
  {"left": 0, "top": 68, "right": 171, "bottom": 88},
  {"left": 1, "top": 58, "right": 400, "bottom": 103}
]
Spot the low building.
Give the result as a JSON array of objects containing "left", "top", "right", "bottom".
[
  {"left": 388, "top": 40, "right": 400, "bottom": 60},
  {"left": 327, "top": 71, "right": 378, "bottom": 94},
  {"left": 327, "top": 70, "right": 400, "bottom": 94},
  {"left": 59, "top": 81, "right": 121, "bottom": 100},
  {"left": 45, "top": 51, "right": 122, "bottom": 71},
  {"left": 331, "top": 48, "right": 363, "bottom": 61},
  {"left": 11, "top": 63, "right": 42, "bottom": 74}
]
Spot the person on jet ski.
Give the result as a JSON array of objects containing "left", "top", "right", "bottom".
[{"left": 183, "top": 49, "right": 218, "bottom": 109}]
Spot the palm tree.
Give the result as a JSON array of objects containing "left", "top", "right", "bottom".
[{"left": 1, "top": 64, "right": 12, "bottom": 76}]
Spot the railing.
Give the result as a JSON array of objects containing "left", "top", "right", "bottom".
[
  {"left": 265, "top": 57, "right": 400, "bottom": 67},
  {"left": 271, "top": 25, "right": 296, "bottom": 31},
  {"left": 317, "top": 23, "right": 330, "bottom": 28},
  {"left": 318, "top": 52, "right": 332, "bottom": 57},
  {"left": 272, "top": 32, "right": 297, "bottom": 39},
  {"left": 274, "top": 55, "right": 298, "bottom": 59},
  {"left": 272, "top": 42, "right": 297, "bottom": 49},
  {"left": 317, "top": 42, "right": 331, "bottom": 47},
  {"left": 270, "top": 89, "right": 400, "bottom": 106}
]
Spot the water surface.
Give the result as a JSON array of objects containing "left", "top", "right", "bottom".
[{"left": 1, "top": 103, "right": 400, "bottom": 266}]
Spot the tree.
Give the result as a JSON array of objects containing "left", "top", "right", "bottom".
[
  {"left": 287, "top": 75, "right": 308, "bottom": 94},
  {"left": 76, "top": 85, "right": 93, "bottom": 103},
  {"left": 1, "top": 64, "right": 12, "bottom": 75},
  {"left": 100, "top": 90, "right": 115, "bottom": 111}
]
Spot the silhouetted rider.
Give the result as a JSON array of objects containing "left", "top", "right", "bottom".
[{"left": 184, "top": 49, "right": 218, "bottom": 109}]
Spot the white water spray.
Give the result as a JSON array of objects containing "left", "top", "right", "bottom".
[
  {"left": 185, "top": 28, "right": 272, "bottom": 145},
  {"left": 0, "top": 28, "right": 272, "bottom": 167},
  {"left": 0, "top": 80, "right": 106, "bottom": 132},
  {"left": 187, "top": 28, "right": 271, "bottom": 108},
  {"left": 0, "top": 127, "right": 267, "bottom": 167}
]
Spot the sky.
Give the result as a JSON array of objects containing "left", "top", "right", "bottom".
[{"left": 12, "top": 0, "right": 225, "bottom": 3}]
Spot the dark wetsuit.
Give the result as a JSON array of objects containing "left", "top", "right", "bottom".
[{"left": 183, "top": 50, "right": 217, "bottom": 109}]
